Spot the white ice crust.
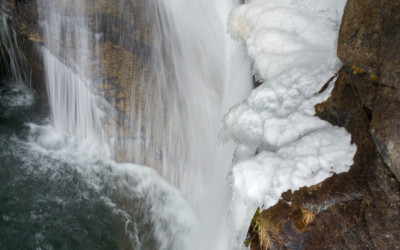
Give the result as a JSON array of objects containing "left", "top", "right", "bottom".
[{"left": 224, "top": 0, "right": 356, "bottom": 237}]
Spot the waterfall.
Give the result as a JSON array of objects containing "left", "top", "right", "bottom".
[
  {"left": 0, "top": 10, "right": 35, "bottom": 107},
  {"left": 143, "top": 1, "right": 252, "bottom": 248},
  {"left": 38, "top": 0, "right": 108, "bottom": 150},
  {"left": 0, "top": 11, "right": 32, "bottom": 87},
  {"left": 3, "top": 0, "right": 252, "bottom": 249}
]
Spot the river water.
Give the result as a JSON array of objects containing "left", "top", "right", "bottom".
[
  {"left": 0, "top": 0, "right": 252, "bottom": 249},
  {"left": 0, "top": 73, "right": 197, "bottom": 249}
]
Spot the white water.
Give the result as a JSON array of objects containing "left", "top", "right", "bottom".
[
  {"left": 24, "top": 123, "right": 198, "bottom": 249},
  {"left": 42, "top": 49, "right": 107, "bottom": 148},
  {"left": 146, "top": 4, "right": 252, "bottom": 248},
  {"left": 38, "top": 0, "right": 107, "bottom": 150},
  {"left": 34, "top": 0, "right": 252, "bottom": 249}
]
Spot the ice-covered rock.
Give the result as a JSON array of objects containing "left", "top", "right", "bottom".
[{"left": 224, "top": 0, "right": 356, "bottom": 240}]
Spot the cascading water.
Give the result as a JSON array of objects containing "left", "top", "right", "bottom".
[
  {"left": 0, "top": 11, "right": 31, "bottom": 87},
  {"left": 0, "top": 0, "right": 252, "bottom": 249},
  {"left": 38, "top": 0, "right": 107, "bottom": 149},
  {"left": 0, "top": 10, "right": 35, "bottom": 107},
  {"left": 143, "top": 1, "right": 252, "bottom": 247}
]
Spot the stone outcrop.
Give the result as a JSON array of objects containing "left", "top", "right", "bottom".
[
  {"left": 247, "top": 0, "right": 400, "bottom": 249},
  {"left": 339, "top": 0, "right": 400, "bottom": 181}
]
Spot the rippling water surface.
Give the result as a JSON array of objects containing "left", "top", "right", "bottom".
[{"left": 0, "top": 74, "right": 197, "bottom": 250}]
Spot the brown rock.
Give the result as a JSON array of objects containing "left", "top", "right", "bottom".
[
  {"left": 247, "top": 0, "right": 400, "bottom": 241},
  {"left": 381, "top": 1, "right": 400, "bottom": 89},
  {"left": 334, "top": 0, "right": 400, "bottom": 182},
  {"left": 370, "top": 87, "right": 400, "bottom": 181},
  {"left": 337, "top": 0, "right": 384, "bottom": 75},
  {"left": 247, "top": 67, "right": 400, "bottom": 250},
  {"left": 248, "top": 0, "right": 400, "bottom": 243},
  {"left": 337, "top": 0, "right": 400, "bottom": 181},
  {"left": 338, "top": 0, "right": 400, "bottom": 90}
]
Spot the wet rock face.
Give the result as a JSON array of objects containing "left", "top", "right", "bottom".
[
  {"left": 0, "top": 0, "right": 163, "bottom": 166},
  {"left": 338, "top": 0, "right": 400, "bottom": 181},
  {"left": 311, "top": 67, "right": 400, "bottom": 249},
  {"left": 338, "top": 0, "right": 400, "bottom": 182},
  {"left": 370, "top": 88, "right": 400, "bottom": 182},
  {"left": 0, "top": 1, "right": 46, "bottom": 97},
  {"left": 381, "top": 1, "right": 400, "bottom": 89},
  {"left": 338, "top": 0, "right": 400, "bottom": 89},
  {"left": 337, "top": 0, "right": 384, "bottom": 75},
  {"left": 248, "top": 68, "right": 400, "bottom": 250},
  {"left": 248, "top": 0, "right": 400, "bottom": 249}
]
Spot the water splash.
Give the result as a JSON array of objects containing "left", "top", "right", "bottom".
[
  {"left": 41, "top": 49, "right": 106, "bottom": 150},
  {"left": 24, "top": 123, "right": 198, "bottom": 250},
  {"left": 3, "top": 0, "right": 253, "bottom": 248},
  {"left": 143, "top": 1, "right": 252, "bottom": 248},
  {"left": 37, "top": 0, "right": 108, "bottom": 151}
]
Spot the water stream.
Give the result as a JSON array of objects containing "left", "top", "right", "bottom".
[{"left": 0, "top": 0, "right": 252, "bottom": 249}]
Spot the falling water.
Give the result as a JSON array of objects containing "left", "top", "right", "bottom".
[
  {"left": 1, "top": 0, "right": 252, "bottom": 249},
  {"left": 0, "top": 10, "right": 35, "bottom": 106},
  {"left": 0, "top": 11, "right": 31, "bottom": 87},
  {"left": 38, "top": 0, "right": 107, "bottom": 150},
  {"left": 143, "top": 1, "right": 252, "bottom": 248}
]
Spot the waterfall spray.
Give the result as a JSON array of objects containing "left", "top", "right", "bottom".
[
  {"left": 36, "top": 0, "right": 252, "bottom": 248},
  {"left": 38, "top": 0, "right": 107, "bottom": 149}
]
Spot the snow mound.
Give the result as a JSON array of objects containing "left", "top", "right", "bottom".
[{"left": 224, "top": 0, "right": 356, "bottom": 238}]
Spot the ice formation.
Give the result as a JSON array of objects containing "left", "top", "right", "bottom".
[{"left": 224, "top": 0, "right": 357, "bottom": 236}]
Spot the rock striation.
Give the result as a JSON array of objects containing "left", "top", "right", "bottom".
[{"left": 247, "top": 0, "right": 400, "bottom": 249}]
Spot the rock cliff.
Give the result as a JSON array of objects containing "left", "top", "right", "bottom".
[{"left": 246, "top": 0, "right": 400, "bottom": 249}]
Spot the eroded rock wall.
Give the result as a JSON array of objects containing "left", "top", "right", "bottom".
[
  {"left": 247, "top": 0, "right": 400, "bottom": 249},
  {"left": 0, "top": 0, "right": 165, "bottom": 167}
]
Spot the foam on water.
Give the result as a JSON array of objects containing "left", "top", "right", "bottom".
[
  {"left": 36, "top": 0, "right": 253, "bottom": 248},
  {"left": 23, "top": 123, "right": 197, "bottom": 250},
  {"left": 0, "top": 72, "right": 196, "bottom": 249},
  {"left": 2, "top": 0, "right": 253, "bottom": 248},
  {"left": 42, "top": 49, "right": 107, "bottom": 150},
  {"left": 0, "top": 80, "right": 34, "bottom": 109}
]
